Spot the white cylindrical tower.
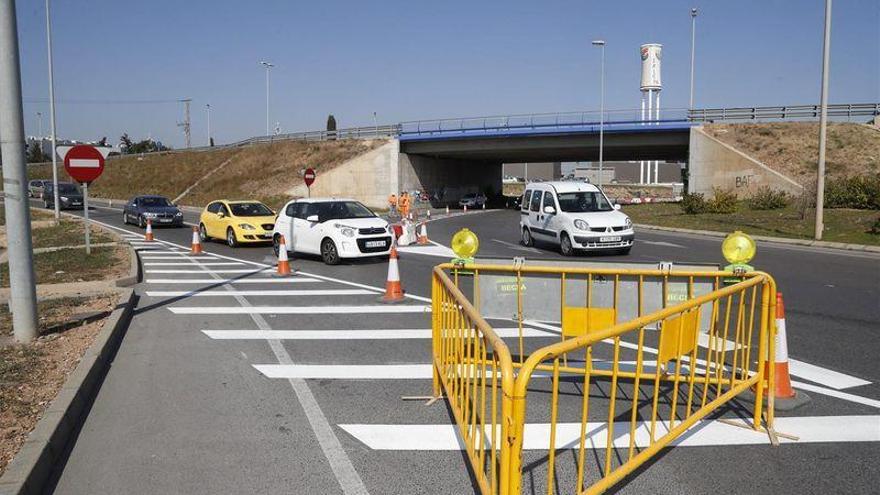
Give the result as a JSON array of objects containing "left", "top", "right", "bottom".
[{"left": 639, "top": 43, "right": 662, "bottom": 183}]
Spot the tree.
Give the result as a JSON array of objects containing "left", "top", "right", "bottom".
[
  {"left": 26, "top": 143, "right": 45, "bottom": 163},
  {"left": 326, "top": 114, "right": 337, "bottom": 132},
  {"left": 119, "top": 133, "right": 133, "bottom": 151},
  {"left": 97, "top": 136, "right": 108, "bottom": 147}
]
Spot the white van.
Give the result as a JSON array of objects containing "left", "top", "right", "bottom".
[{"left": 520, "top": 181, "right": 634, "bottom": 255}]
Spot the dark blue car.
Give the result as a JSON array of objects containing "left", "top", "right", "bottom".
[{"left": 122, "top": 195, "right": 184, "bottom": 228}]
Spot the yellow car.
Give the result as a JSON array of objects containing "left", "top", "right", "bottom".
[{"left": 198, "top": 200, "right": 276, "bottom": 247}]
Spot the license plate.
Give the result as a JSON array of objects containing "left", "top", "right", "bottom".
[
  {"left": 158, "top": 218, "right": 172, "bottom": 223},
  {"left": 365, "top": 240, "right": 386, "bottom": 248},
  {"left": 600, "top": 236, "right": 621, "bottom": 243}
]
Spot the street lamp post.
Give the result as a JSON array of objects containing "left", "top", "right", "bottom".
[
  {"left": 689, "top": 8, "right": 698, "bottom": 110},
  {"left": 815, "top": 0, "right": 832, "bottom": 240},
  {"left": 373, "top": 111, "right": 378, "bottom": 137},
  {"left": 259, "top": 61, "right": 274, "bottom": 136},
  {"left": 45, "top": 0, "right": 60, "bottom": 219},
  {"left": 592, "top": 40, "right": 606, "bottom": 188},
  {"left": 36, "top": 112, "right": 42, "bottom": 137},
  {"left": 206, "top": 104, "right": 212, "bottom": 146}
]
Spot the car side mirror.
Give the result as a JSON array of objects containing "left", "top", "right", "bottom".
[
  {"left": 217, "top": 211, "right": 225, "bottom": 218},
  {"left": 306, "top": 214, "right": 319, "bottom": 223},
  {"left": 543, "top": 205, "right": 556, "bottom": 214},
  {"left": 613, "top": 204, "right": 622, "bottom": 210}
]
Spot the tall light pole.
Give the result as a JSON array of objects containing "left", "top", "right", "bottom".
[
  {"left": 372, "top": 111, "right": 378, "bottom": 136},
  {"left": 259, "top": 61, "right": 274, "bottom": 136},
  {"left": 689, "top": 8, "right": 698, "bottom": 110},
  {"left": 46, "top": 0, "right": 60, "bottom": 219},
  {"left": 206, "top": 103, "right": 212, "bottom": 146},
  {"left": 1, "top": 0, "right": 40, "bottom": 341},
  {"left": 592, "top": 40, "right": 606, "bottom": 188},
  {"left": 36, "top": 111, "right": 42, "bottom": 137},
  {"left": 815, "top": 0, "right": 832, "bottom": 240}
]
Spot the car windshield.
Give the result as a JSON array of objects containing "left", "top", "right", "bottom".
[
  {"left": 230, "top": 203, "right": 273, "bottom": 217},
  {"left": 57, "top": 184, "right": 80, "bottom": 194},
  {"left": 313, "top": 201, "right": 375, "bottom": 221},
  {"left": 140, "top": 197, "right": 172, "bottom": 208},
  {"left": 557, "top": 191, "right": 613, "bottom": 213}
]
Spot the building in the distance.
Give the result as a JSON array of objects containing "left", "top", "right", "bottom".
[
  {"left": 503, "top": 162, "right": 561, "bottom": 182},
  {"left": 571, "top": 161, "right": 682, "bottom": 184}
]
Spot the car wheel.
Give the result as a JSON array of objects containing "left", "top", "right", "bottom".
[
  {"left": 199, "top": 223, "right": 209, "bottom": 242},
  {"left": 122, "top": 212, "right": 128, "bottom": 225},
  {"left": 138, "top": 215, "right": 145, "bottom": 228},
  {"left": 521, "top": 227, "right": 534, "bottom": 247},
  {"left": 226, "top": 228, "right": 238, "bottom": 248},
  {"left": 44, "top": 200, "right": 50, "bottom": 209},
  {"left": 560, "top": 232, "right": 574, "bottom": 256},
  {"left": 321, "top": 238, "right": 341, "bottom": 265}
]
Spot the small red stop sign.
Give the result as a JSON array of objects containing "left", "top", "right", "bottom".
[{"left": 304, "top": 168, "right": 316, "bottom": 187}]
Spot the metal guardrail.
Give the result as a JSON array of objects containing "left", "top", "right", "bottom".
[
  {"left": 432, "top": 263, "right": 778, "bottom": 495},
  {"left": 688, "top": 103, "right": 880, "bottom": 122}
]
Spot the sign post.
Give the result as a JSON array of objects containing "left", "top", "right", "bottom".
[
  {"left": 303, "top": 167, "right": 316, "bottom": 198},
  {"left": 60, "top": 145, "right": 106, "bottom": 254}
]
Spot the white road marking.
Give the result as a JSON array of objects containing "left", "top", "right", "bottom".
[
  {"left": 788, "top": 359, "right": 871, "bottom": 390},
  {"left": 254, "top": 364, "right": 434, "bottom": 379},
  {"left": 139, "top": 256, "right": 199, "bottom": 260},
  {"left": 145, "top": 268, "right": 272, "bottom": 274},
  {"left": 169, "top": 305, "right": 431, "bottom": 315},
  {"left": 641, "top": 240, "right": 686, "bottom": 248},
  {"left": 396, "top": 244, "right": 457, "bottom": 258},
  {"left": 203, "top": 327, "right": 557, "bottom": 340},
  {"left": 790, "top": 381, "right": 880, "bottom": 408},
  {"left": 144, "top": 278, "right": 320, "bottom": 284},
  {"left": 491, "top": 238, "right": 541, "bottom": 253},
  {"left": 339, "top": 415, "right": 880, "bottom": 451},
  {"left": 143, "top": 261, "right": 244, "bottom": 266},
  {"left": 148, "top": 289, "right": 375, "bottom": 297}
]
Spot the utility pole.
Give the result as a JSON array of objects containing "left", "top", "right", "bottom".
[
  {"left": 206, "top": 103, "right": 212, "bottom": 146},
  {"left": 815, "top": 0, "right": 832, "bottom": 240},
  {"left": 177, "top": 98, "right": 192, "bottom": 148},
  {"left": 36, "top": 111, "right": 42, "bottom": 137},
  {"left": 1, "top": 0, "right": 40, "bottom": 342},
  {"left": 45, "top": 0, "right": 60, "bottom": 220},
  {"left": 260, "top": 61, "right": 274, "bottom": 136},
  {"left": 592, "top": 39, "right": 606, "bottom": 188},
  {"left": 689, "top": 8, "right": 698, "bottom": 110}
]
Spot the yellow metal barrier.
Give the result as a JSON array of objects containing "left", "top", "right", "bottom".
[{"left": 431, "top": 263, "right": 777, "bottom": 495}]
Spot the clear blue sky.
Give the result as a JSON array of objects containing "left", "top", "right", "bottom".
[{"left": 14, "top": 0, "right": 880, "bottom": 148}]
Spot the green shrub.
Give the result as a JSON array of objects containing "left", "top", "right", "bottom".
[
  {"left": 869, "top": 216, "right": 880, "bottom": 235},
  {"left": 706, "top": 187, "right": 738, "bottom": 214},
  {"left": 747, "top": 186, "right": 790, "bottom": 210},
  {"left": 680, "top": 193, "right": 707, "bottom": 214},
  {"left": 825, "top": 174, "right": 880, "bottom": 210}
]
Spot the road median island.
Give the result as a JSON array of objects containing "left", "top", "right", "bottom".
[{"left": 0, "top": 212, "right": 138, "bottom": 494}]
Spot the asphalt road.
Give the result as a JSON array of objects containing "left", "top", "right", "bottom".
[{"left": 29, "top": 201, "right": 880, "bottom": 494}]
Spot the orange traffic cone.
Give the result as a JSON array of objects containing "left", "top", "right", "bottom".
[
  {"left": 144, "top": 219, "right": 154, "bottom": 241},
  {"left": 758, "top": 292, "right": 809, "bottom": 410},
  {"left": 463, "top": 204, "right": 468, "bottom": 213},
  {"left": 445, "top": 205, "right": 449, "bottom": 215},
  {"left": 482, "top": 202, "right": 486, "bottom": 210},
  {"left": 426, "top": 209, "right": 431, "bottom": 220},
  {"left": 275, "top": 235, "right": 292, "bottom": 276},
  {"left": 380, "top": 238, "right": 405, "bottom": 303},
  {"left": 190, "top": 226, "right": 203, "bottom": 254},
  {"left": 417, "top": 222, "right": 429, "bottom": 245}
]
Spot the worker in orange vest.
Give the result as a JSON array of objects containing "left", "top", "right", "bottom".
[
  {"left": 399, "top": 192, "right": 410, "bottom": 218},
  {"left": 388, "top": 193, "right": 398, "bottom": 217}
]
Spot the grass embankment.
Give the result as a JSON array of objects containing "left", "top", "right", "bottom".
[
  {"left": 704, "top": 122, "right": 880, "bottom": 180},
  {"left": 1, "top": 295, "right": 118, "bottom": 476},
  {"left": 28, "top": 139, "right": 383, "bottom": 211},
  {"left": 625, "top": 202, "right": 880, "bottom": 246}
]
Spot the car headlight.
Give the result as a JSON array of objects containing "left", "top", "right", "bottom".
[
  {"left": 386, "top": 225, "right": 394, "bottom": 234},
  {"left": 625, "top": 218, "right": 633, "bottom": 229},
  {"left": 60, "top": 196, "right": 69, "bottom": 201},
  {"left": 334, "top": 223, "right": 356, "bottom": 237},
  {"left": 574, "top": 219, "right": 590, "bottom": 231},
  {"left": 175, "top": 211, "right": 183, "bottom": 217},
  {"left": 238, "top": 223, "right": 256, "bottom": 230}
]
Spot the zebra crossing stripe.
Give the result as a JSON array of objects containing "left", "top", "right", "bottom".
[
  {"left": 148, "top": 289, "right": 375, "bottom": 297},
  {"left": 203, "top": 327, "right": 557, "bottom": 340},
  {"left": 169, "top": 305, "right": 430, "bottom": 315}
]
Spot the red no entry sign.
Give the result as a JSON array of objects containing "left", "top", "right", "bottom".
[
  {"left": 304, "top": 168, "right": 316, "bottom": 187},
  {"left": 63, "top": 145, "right": 105, "bottom": 184}
]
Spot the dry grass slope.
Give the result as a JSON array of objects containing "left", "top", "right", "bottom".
[
  {"left": 27, "top": 139, "right": 382, "bottom": 210},
  {"left": 704, "top": 122, "right": 880, "bottom": 182}
]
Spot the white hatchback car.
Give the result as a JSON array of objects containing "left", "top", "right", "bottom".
[
  {"left": 520, "top": 181, "right": 634, "bottom": 255},
  {"left": 273, "top": 198, "right": 392, "bottom": 265}
]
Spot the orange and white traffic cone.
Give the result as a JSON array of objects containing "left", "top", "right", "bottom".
[
  {"left": 482, "top": 202, "right": 486, "bottom": 210},
  {"left": 445, "top": 205, "right": 449, "bottom": 215},
  {"left": 144, "top": 219, "right": 154, "bottom": 241},
  {"left": 758, "top": 292, "right": 809, "bottom": 410},
  {"left": 417, "top": 222, "right": 429, "bottom": 245},
  {"left": 380, "top": 238, "right": 405, "bottom": 303},
  {"left": 463, "top": 204, "right": 468, "bottom": 213},
  {"left": 426, "top": 209, "right": 431, "bottom": 220},
  {"left": 275, "top": 235, "right": 292, "bottom": 276},
  {"left": 190, "top": 226, "right": 203, "bottom": 254}
]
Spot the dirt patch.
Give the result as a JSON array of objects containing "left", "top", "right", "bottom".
[
  {"left": 0, "top": 294, "right": 119, "bottom": 476},
  {"left": 704, "top": 122, "right": 880, "bottom": 182}
]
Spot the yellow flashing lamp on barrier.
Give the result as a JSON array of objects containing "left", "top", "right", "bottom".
[
  {"left": 722, "top": 230, "right": 756, "bottom": 283},
  {"left": 451, "top": 228, "right": 479, "bottom": 268}
]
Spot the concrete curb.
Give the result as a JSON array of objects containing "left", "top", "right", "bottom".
[
  {"left": 0, "top": 288, "right": 137, "bottom": 495},
  {"left": 634, "top": 223, "right": 880, "bottom": 254},
  {"left": 115, "top": 243, "right": 141, "bottom": 288}
]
